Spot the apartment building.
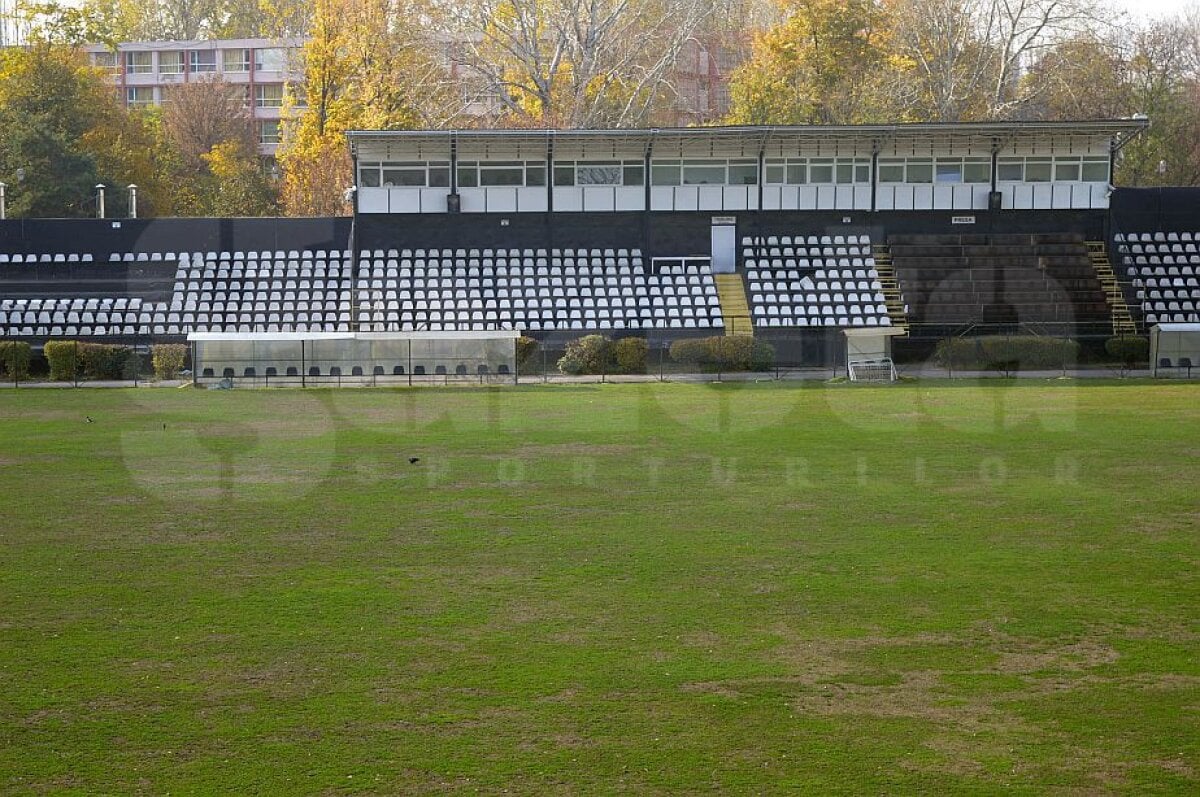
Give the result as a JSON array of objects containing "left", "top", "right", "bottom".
[{"left": 83, "top": 38, "right": 304, "bottom": 159}]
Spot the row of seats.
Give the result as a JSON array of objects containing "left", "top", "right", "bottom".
[
  {"left": 1117, "top": 232, "right": 1200, "bottom": 324},
  {"left": 1115, "top": 232, "right": 1197, "bottom": 243},
  {"left": 355, "top": 248, "right": 724, "bottom": 332},
  {"left": 741, "top": 234, "right": 893, "bottom": 328}
]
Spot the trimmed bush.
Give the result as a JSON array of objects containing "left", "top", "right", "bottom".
[
  {"left": 0, "top": 341, "right": 32, "bottom": 380},
  {"left": 557, "top": 334, "right": 615, "bottom": 375},
  {"left": 613, "top": 337, "right": 648, "bottom": 374},
  {"left": 668, "top": 338, "right": 712, "bottom": 368},
  {"left": 77, "top": 343, "right": 140, "bottom": 380},
  {"left": 1104, "top": 336, "right": 1149, "bottom": 370},
  {"left": 934, "top": 336, "right": 1080, "bottom": 374},
  {"left": 152, "top": 344, "right": 188, "bottom": 380},
  {"left": 43, "top": 340, "right": 79, "bottom": 381},
  {"left": 669, "top": 336, "right": 775, "bottom": 372},
  {"left": 516, "top": 336, "right": 540, "bottom": 375}
]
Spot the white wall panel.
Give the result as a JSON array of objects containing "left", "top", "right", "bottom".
[
  {"left": 1033, "top": 184, "right": 1053, "bottom": 208},
  {"left": 583, "top": 186, "right": 616, "bottom": 212},
  {"left": 674, "top": 187, "right": 699, "bottom": 211},
  {"left": 516, "top": 187, "right": 546, "bottom": 212},
  {"left": 761, "top": 186, "right": 782, "bottom": 210},
  {"left": 389, "top": 189, "right": 420, "bottom": 213},
  {"left": 459, "top": 188, "right": 487, "bottom": 213},
  {"left": 1090, "top": 183, "right": 1110, "bottom": 209},
  {"left": 650, "top": 186, "right": 675, "bottom": 211},
  {"left": 485, "top": 187, "right": 518, "bottom": 212},
  {"left": 932, "top": 185, "right": 954, "bottom": 210},
  {"left": 553, "top": 187, "right": 583, "bottom": 212},
  {"left": 419, "top": 189, "right": 447, "bottom": 213},
  {"left": 698, "top": 186, "right": 724, "bottom": 211},
  {"left": 615, "top": 186, "right": 644, "bottom": 211},
  {"left": 913, "top": 186, "right": 935, "bottom": 210},
  {"left": 854, "top": 186, "right": 873, "bottom": 210},
  {"left": 723, "top": 186, "right": 750, "bottom": 211},
  {"left": 359, "top": 187, "right": 388, "bottom": 213},
  {"left": 875, "top": 186, "right": 895, "bottom": 211}
]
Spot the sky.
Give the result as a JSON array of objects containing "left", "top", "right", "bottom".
[{"left": 1116, "top": 0, "right": 1196, "bottom": 20}]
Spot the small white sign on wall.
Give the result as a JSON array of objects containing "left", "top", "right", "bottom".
[
  {"left": 951, "top": 215, "right": 976, "bottom": 225},
  {"left": 711, "top": 216, "right": 736, "bottom": 225}
]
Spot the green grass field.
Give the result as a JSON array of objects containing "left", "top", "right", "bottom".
[{"left": 0, "top": 381, "right": 1196, "bottom": 793}]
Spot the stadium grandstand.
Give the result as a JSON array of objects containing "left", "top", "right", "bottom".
[{"left": 5, "top": 118, "right": 1200, "bottom": 379}]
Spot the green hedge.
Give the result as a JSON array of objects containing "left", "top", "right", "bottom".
[
  {"left": 556, "top": 335, "right": 651, "bottom": 375},
  {"left": 516, "top": 336, "right": 540, "bottom": 375},
  {"left": 613, "top": 337, "right": 648, "bottom": 374},
  {"left": 669, "top": 335, "right": 775, "bottom": 372},
  {"left": 558, "top": 335, "right": 614, "bottom": 375},
  {"left": 935, "top": 336, "right": 1080, "bottom": 373},
  {"left": 78, "top": 343, "right": 140, "bottom": 380},
  {"left": 1104, "top": 336, "right": 1149, "bottom": 369},
  {"left": 43, "top": 341, "right": 139, "bottom": 381},
  {"left": 43, "top": 340, "right": 79, "bottom": 381},
  {"left": 152, "top": 344, "right": 188, "bottom": 380},
  {"left": 0, "top": 341, "right": 32, "bottom": 380}
]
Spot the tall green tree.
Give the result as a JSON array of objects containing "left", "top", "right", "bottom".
[
  {"left": 726, "top": 0, "right": 891, "bottom": 125},
  {"left": 0, "top": 42, "right": 160, "bottom": 217}
]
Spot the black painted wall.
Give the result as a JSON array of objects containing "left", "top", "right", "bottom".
[
  {"left": 1110, "top": 187, "right": 1200, "bottom": 233},
  {"left": 356, "top": 209, "right": 1110, "bottom": 261},
  {"left": 0, "top": 217, "right": 352, "bottom": 257}
]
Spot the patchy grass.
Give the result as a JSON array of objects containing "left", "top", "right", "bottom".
[{"left": 0, "top": 381, "right": 1197, "bottom": 793}]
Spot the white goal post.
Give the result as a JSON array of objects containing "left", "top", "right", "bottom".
[{"left": 848, "top": 358, "right": 898, "bottom": 382}]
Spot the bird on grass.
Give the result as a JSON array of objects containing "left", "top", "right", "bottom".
[{"left": 408, "top": 457, "right": 420, "bottom": 465}]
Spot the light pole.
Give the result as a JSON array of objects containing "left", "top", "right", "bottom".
[
  {"left": 0, "top": 182, "right": 6, "bottom": 220},
  {"left": 128, "top": 184, "right": 138, "bottom": 219},
  {"left": 96, "top": 184, "right": 106, "bottom": 219}
]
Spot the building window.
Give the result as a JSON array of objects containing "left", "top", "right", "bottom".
[
  {"left": 728, "top": 161, "right": 758, "bottom": 185},
  {"left": 255, "top": 84, "right": 284, "bottom": 108},
  {"left": 91, "top": 51, "right": 117, "bottom": 69},
  {"left": 1055, "top": 160, "right": 1081, "bottom": 182},
  {"left": 878, "top": 159, "right": 904, "bottom": 183},
  {"left": 223, "top": 49, "right": 250, "bottom": 73},
  {"left": 358, "top": 161, "right": 453, "bottom": 188},
  {"left": 382, "top": 162, "right": 428, "bottom": 187},
  {"left": 255, "top": 48, "right": 286, "bottom": 72},
  {"left": 997, "top": 158, "right": 1024, "bottom": 181},
  {"left": 963, "top": 159, "right": 991, "bottom": 183},
  {"left": 1081, "top": 157, "right": 1109, "bottom": 182},
  {"left": 159, "top": 51, "right": 183, "bottom": 74},
  {"left": 126, "top": 87, "right": 155, "bottom": 109},
  {"left": 259, "top": 120, "right": 281, "bottom": 145},
  {"left": 359, "top": 162, "right": 382, "bottom": 188},
  {"left": 1025, "top": 158, "right": 1053, "bottom": 182},
  {"left": 576, "top": 163, "right": 621, "bottom": 185},
  {"left": 188, "top": 50, "right": 217, "bottom": 73},
  {"left": 125, "top": 52, "right": 152, "bottom": 74},
  {"left": 905, "top": 161, "right": 934, "bottom": 184},
  {"left": 935, "top": 160, "right": 963, "bottom": 184}
]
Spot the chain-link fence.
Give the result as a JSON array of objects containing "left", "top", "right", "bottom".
[{"left": 0, "top": 329, "right": 1169, "bottom": 387}]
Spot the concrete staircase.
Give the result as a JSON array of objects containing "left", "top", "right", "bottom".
[
  {"left": 871, "top": 244, "right": 910, "bottom": 335},
  {"left": 715, "top": 274, "right": 753, "bottom": 336},
  {"left": 1088, "top": 241, "right": 1138, "bottom": 335}
]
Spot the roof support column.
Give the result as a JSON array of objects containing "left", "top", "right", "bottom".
[{"left": 547, "top": 134, "right": 554, "bottom": 213}]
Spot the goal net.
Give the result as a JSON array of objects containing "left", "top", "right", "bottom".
[{"left": 848, "top": 358, "right": 898, "bottom": 383}]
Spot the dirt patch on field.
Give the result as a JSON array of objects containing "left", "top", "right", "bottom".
[{"left": 994, "top": 638, "right": 1120, "bottom": 674}]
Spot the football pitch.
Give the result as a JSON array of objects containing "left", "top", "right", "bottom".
[{"left": 0, "top": 381, "right": 1196, "bottom": 793}]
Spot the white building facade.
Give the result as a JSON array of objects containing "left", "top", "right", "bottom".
[
  {"left": 348, "top": 122, "right": 1147, "bottom": 216},
  {"left": 84, "top": 38, "right": 304, "bottom": 159}
]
